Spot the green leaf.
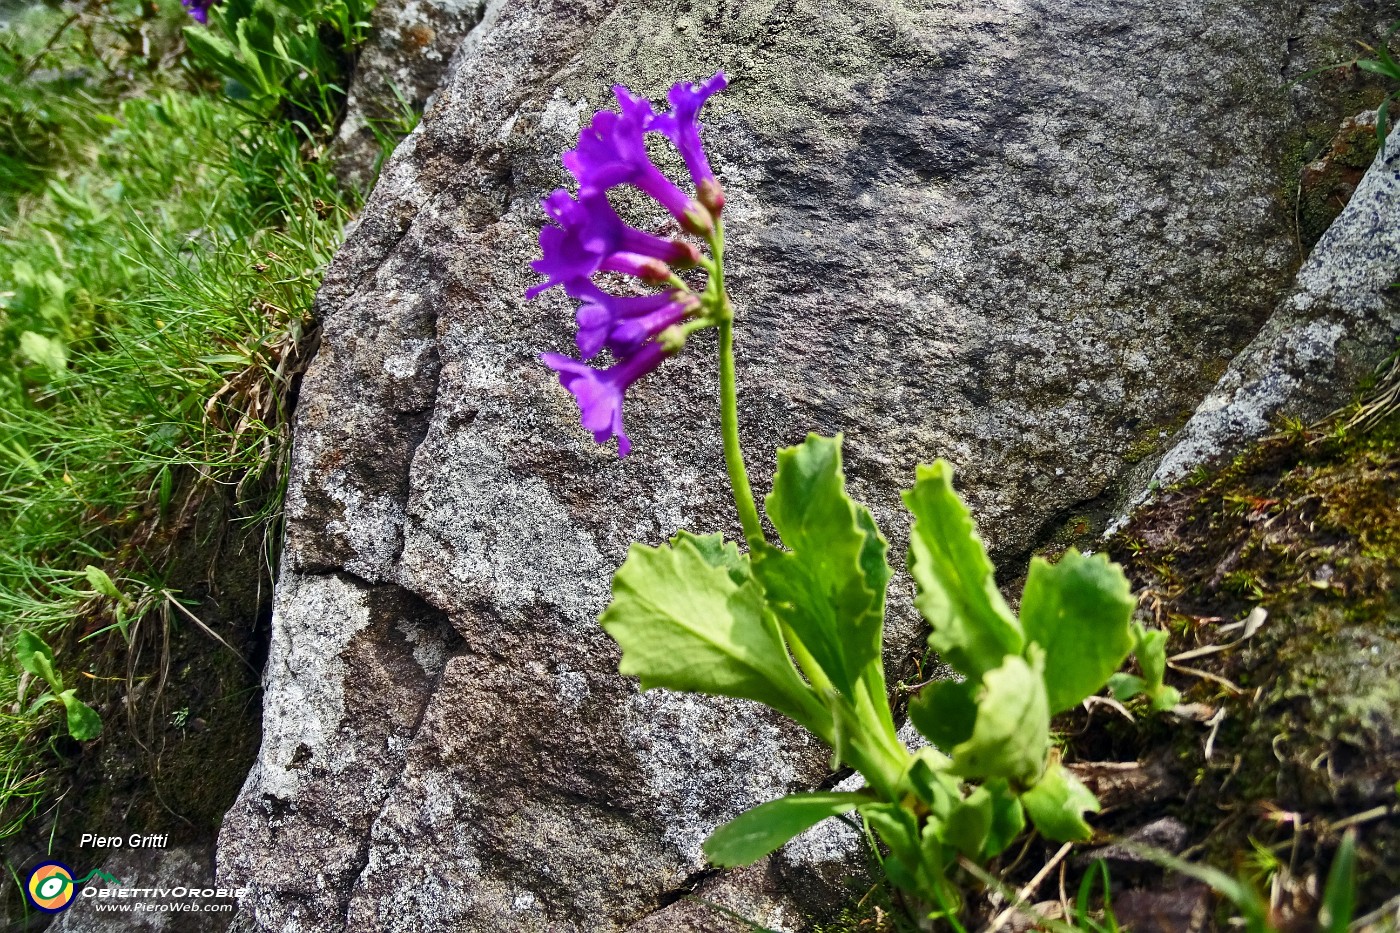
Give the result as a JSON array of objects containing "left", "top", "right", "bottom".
[
  {"left": 1107, "top": 672, "right": 1146, "bottom": 702},
  {"left": 1019, "top": 549, "right": 1136, "bottom": 713},
  {"left": 1135, "top": 625, "right": 1168, "bottom": 687},
  {"left": 944, "top": 785, "right": 994, "bottom": 858},
  {"left": 860, "top": 801, "right": 924, "bottom": 872},
  {"left": 982, "top": 779, "right": 1026, "bottom": 858},
  {"left": 702, "top": 792, "right": 867, "bottom": 867},
  {"left": 908, "top": 678, "right": 978, "bottom": 752},
  {"left": 1319, "top": 829, "right": 1357, "bottom": 933},
  {"left": 14, "top": 630, "right": 60, "bottom": 691},
  {"left": 903, "top": 747, "right": 959, "bottom": 815},
  {"left": 950, "top": 652, "right": 1049, "bottom": 782},
  {"left": 600, "top": 538, "right": 822, "bottom": 731},
  {"left": 902, "top": 461, "right": 1022, "bottom": 680},
  {"left": 1020, "top": 757, "right": 1100, "bottom": 842},
  {"left": 18, "top": 331, "right": 68, "bottom": 376},
  {"left": 672, "top": 530, "right": 750, "bottom": 585},
  {"left": 755, "top": 434, "right": 890, "bottom": 700},
  {"left": 84, "top": 565, "right": 122, "bottom": 600},
  {"left": 27, "top": 693, "right": 58, "bottom": 715},
  {"left": 58, "top": 689, "right": 102, "bottom": 741}
]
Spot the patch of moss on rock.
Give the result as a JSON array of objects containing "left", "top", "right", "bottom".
[{"left": 1078, "top": 372, "right": 1400, "bottom": 920}]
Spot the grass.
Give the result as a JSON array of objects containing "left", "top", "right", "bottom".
[{"left": 0, "top": 0, "right": 382, "bottom": 841}]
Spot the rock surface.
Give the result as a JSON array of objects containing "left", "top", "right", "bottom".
[
  {"left": 219, "top": 1, "right": 1398, "bottom": 930},
  {"left": 1153, "top": 124, "right": 1400, "bottom": 486},
  {"left": 332, "top": 0, "right": 487, "bottom": 188}
]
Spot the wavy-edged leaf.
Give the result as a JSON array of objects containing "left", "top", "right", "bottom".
[
  {"left": 950, "top": 651, "right": 1049, "bottom": 783},
  {"left": 702, "top": 792, "right": 867, "bottom": 867},
  {"left": 1020, "top": 549, "right": 1135, "bottom": 714},
  {"left": 600, "top": 538, "right": 821, "bottom": 731},
  {"left": 756, "top": 434, "right": 891, "bottom": 701},
  {"left": 902, "top": 461, "right": 1022, "bottom": 680},
  {"left": 1021, "top": 756, "right": 1100, "bottom": 842}
]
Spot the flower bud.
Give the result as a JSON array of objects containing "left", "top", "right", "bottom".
[
  {"left": 657, "top": 325, "right": 687, "bottom": 354},
  {"left": 697, "top": 178, "right": 725, "bottom": 217},
  {"left": 680, "top": 203, "right": 715, "bottom": 237},
  {"left": 670, "top": 239, "right": 703, "bottom": 269}
]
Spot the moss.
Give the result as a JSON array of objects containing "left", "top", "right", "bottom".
[{"left": 1070, "top": 380, "right": 1400, "bottom": 918}]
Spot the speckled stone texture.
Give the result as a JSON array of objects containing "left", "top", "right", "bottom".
[
  {"left": 331, "top": 0, "right": 487, "bottom": 187},
  {"left": 1153, "top": 124, "right": 1400, "bottom": 486},
  {"left": 217, "top": 1, "right": 1397, "bottom": 930}
]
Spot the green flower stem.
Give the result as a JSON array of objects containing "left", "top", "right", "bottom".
[{"left": 709, "top": 220, "right": 765, "bottom": 549}]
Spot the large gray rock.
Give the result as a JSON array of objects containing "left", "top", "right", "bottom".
[
  {"left": 218, "top": 1, "right": 1397, "bottom": 930},
  {"left": 1152, "top": 124, "right": 1400, "bottom": 486}
]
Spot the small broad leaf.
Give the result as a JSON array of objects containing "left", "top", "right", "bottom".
[
  {"left": 18, "top": 331, "right": 67, "bottom": 376},
  {"left": 902, "top": 461, "right": 1022, "bottom": 681},
  {"left": 1134, "top": 625, "right": 1169, "bottom": 689},
  {"left": 1107, "top": 672, "right": 1146, "bottom": 702},
  {"left": 1019, "top": 549, "right": 1136, "bottom": 714},
  {"left": 58, "top": 689, "right": 102, "bottom": 741},
  {"left": 600, "top": 538, "right": 822, "bottom": 732},
  {"left": 950, "top": 651, "right": 1049, "bottom": 783},
  {"left": 908, "top": 678, "right": 978, "bottom": 752},
  {"left": 903, "top": 748, "right": 959, "bottom": 816},
  {"left": 702, "top": 792, "right": 867, "bottom": 867},
  {"left": 15, "top": 630, "right": 60, "bottom": 690},
  {"left": 944, "top": 785, "right": 994, "bottom": 858},
  {"left": 84, "top": 565, "right": 122, "bottom": 600},
  {"left": 27, "top": 693, "right": 58, "bottom": 715},
  {"left": 860, "top": 801, "right": 924, "bottom": 873},
  {"left": 1021, "top": 756, "right": 1100, "bottom": 842},
  {"left": 756, "top": 434, "right": 890, "bottom": 701}
]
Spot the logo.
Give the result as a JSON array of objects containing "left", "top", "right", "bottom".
[{"left": 26, "top": 861, "right": 76, "bottom": 913}]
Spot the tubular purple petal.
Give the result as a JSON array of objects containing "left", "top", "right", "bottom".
[
  {"left": 541, "top": 341, "right": 670, "bottom": 456},
  {"left": 564, "top": 97, "right": 703, "bottom": 225},
  {"left": 527, "top": 190, "right": 693, "bottom": 297},
  {"left": 572, "top": 285, "right": 677, "bottom": 359},
  {"left": 652, "top": 72, "right": 727, "bottom": 189}
]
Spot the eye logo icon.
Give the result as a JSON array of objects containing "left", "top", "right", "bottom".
[{"left": 26, "top": 861, "right": 76, "bottom": 912}]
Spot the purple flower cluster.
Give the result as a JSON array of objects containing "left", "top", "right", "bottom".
[
  {"left": 181, "top": 0, "right": 219, "bottom": 24},
  {"left": 530, "top": 74, "right": 727, "bottom": 456}
]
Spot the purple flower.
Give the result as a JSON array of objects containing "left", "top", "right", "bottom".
[
  {"left": 571, "top": 282, "right": 699, "bottom": 360},
  {"left": 531, "top": 74, "right": 728, "bottom": 456},
  {"left": 526, "top": 189, "right": 698, "bottom": 300},
  {"left": 564, "top": 87, "right": 710, "bottom": 232},
  {"left": 651, "top": 73, "right": 728, "bottom": 196},
  {"left": 542, "top": 342, "right": 670, "bottom": 456},
  {"left": 181, "top": 0, "right": 217, "bottom": 22}
]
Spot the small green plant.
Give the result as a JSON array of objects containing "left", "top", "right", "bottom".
[
  {"left": 1074, "top": 860, "right": 1123, "bottom": 933},
  {"left": 12, "top": 631, "right": 101, "bottom": 741},
  {"left": 529, "top": 75, "right": 1143, "bottom": 928},
  {"left": 184, "top": 0, "right": 376, "bottom": 130},
  {"left": 1298, "top": 18, "right": 1400, "bottom": 141},
  {"left": 1107, "top": 623, "right": 1180, "bottom": 712}
]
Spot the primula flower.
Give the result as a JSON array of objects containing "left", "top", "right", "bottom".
[
  {"left": 181, "top": 0, "right": 218, "bottom": 22},
  {"left": 565, "top": 87, "right": 711, "bottom": 233},
  {"left": 527, "top": 190, "right": 698, "bottom": 300},
  {"left": 571, "top": 282, "right": 700, "bottom": 360},
  {"left": 651, "top": 73, "right": 728, "bottom": 211},
  {"left": 532, "top": 73, "right": 727, "bottom": 456},
  {"left": 541, "top": 343, "right": 669, "bottom": 457}
]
